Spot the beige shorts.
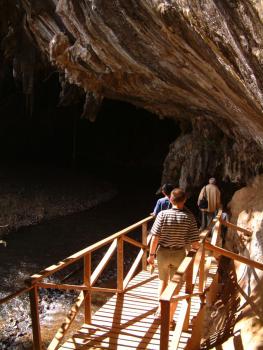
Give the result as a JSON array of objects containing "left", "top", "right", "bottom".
[{"left": 156, "top": 246, "right": 186, "bottom": 281}]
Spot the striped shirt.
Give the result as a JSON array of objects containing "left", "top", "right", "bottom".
[{"left": 151, "top": 207, "right": 199, "bottom": 248}]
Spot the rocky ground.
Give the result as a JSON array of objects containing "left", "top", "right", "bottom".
[
  {"left": 0, "top": 168, "right": 156, "bottom": 349},
  {"left": 0, "top": 164, "right": 118, "bottom": 349},
  {"left": 0, "top": 164, "right": 117, "bottom": 239}
]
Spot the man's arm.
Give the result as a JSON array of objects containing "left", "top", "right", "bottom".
[
  {"left": 147, "top": 235, "right": 159, "bottom": 265},
  {"left": 153, "top": 199, "right": 161, "bottom": 216},
  {"left": 197, "top": 187, "right": 204, "bottom": 206}
]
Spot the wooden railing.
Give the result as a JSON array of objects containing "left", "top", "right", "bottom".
[
  {"left": 159, "top": 211, "right": 263, "bottom": 350},
  {"left": 1, "top": 210, "right": 263, "bottom": 350},
  {"left": 159, "top": 211, "right": 222, "bottom": 350},
  {"left": 0, "top": 215, "right": 154, "bottom": 350}
]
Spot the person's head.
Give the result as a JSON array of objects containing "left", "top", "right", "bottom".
[
  {"left": 161, "top": 183, "right": 174, "bottom": 197},
  {"left": 209, "top": 177, "right": 216, "bottom": 185},
  {"left": 170, "top": 188, "right": 186, "bottom": 207}
]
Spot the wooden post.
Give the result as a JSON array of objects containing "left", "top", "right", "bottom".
[
  {"left": 206, "top": 272, "right": 219, "bottom": 306},
  {"left": 185, "top": 302, "right": 206, "bottom": 350},
  {"left": 142, "top": 223, "right": 148, "bottom": 270},
  {"left": 199, "top": 245, "right": 205, "bottom": 293},
  {"left": 84, "top": 253, "right": 91, "bottom": 323},
  {"left": 160, "top": 300, "right": 170, "bottom": 350},
  {"left": 183, "top": 258, "right": 194, "bottom": 331},
  {"left": 29, "top": 285, "right": 42, "bottom": 350},
  {"left": 117, "top": 237, "right": 124, "bottom": 292}
]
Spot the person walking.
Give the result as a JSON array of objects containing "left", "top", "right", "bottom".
[
  {"left": 152, "top": 183, "right": 174, "bottom": 216},
  {"left": 198, "top": 177, "right": 221, "bottom": 230},
  {"left": 147, "top": 188, "right": 200, "bottom": 326}
]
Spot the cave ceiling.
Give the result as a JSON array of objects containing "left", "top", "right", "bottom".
[{"left": 1, "top": 0, "right": 263, "bottom": 147}]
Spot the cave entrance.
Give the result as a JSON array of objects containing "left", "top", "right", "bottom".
[
  {"left": 75, "top": 99, "right": 179, "bottom": 187},
  {"left": 0, "top": 69, "right": 179, "bottom": 191}
]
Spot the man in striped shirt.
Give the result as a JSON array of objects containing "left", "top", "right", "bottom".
[{"left": 147, "top": 188, "right": 200, "bottom": 321}]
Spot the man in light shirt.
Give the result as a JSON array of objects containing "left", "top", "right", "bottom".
[{"left": 198, "top": 177, "right": 221, "bottom": 230}]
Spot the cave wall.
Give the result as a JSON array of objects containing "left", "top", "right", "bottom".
[
  {"left": 162, "top": 117, "right": 263, "bottom": 190},
  {"left": 1, "top": 1, "right": 263, "bottom": 147},
  {"left": 1, "top": 0, "right": 263, "bottom": 189},
  {"left": 1, "top": 1, "right": 263, "bottom": 348},
  {"left": 211, "top": 176, "right": 263, "bottom": 349}
]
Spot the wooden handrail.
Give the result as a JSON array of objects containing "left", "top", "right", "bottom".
[
  {"left": 0, "top": 285, "right": 34, "bottom": 305},
  {"left": 36, "top": 282, "right": 88, "bottom": 291},
  {"left": 30, "top": 215, "right": 153, "bottom": 283},
  {"left": 220, "top": 220, "right": 252, "bottom": 236},
  {"left": 160, "top": 252, "right": 196, "bottom": 350},
  {"left": 29, "top": 215, "right": 153, "bottom": 349},
  {"left": 160, "top": 211, "right": 223, "bottom": 349},
  {"left": 160, "top": 253, "right": 194, "bottom": 302},
  {"left": 204, "top": 241, "right": 263, "bottom": 270}
]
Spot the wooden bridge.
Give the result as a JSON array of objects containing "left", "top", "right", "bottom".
[{"left": 1, "top": 211, "right": 263, "bottom": 349}]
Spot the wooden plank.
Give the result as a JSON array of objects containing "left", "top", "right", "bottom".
[
  {"left": 84, "top": 253, "right": 91, "bottom": 324},
  {"left": 48, "top": 292, "right": 85, "bottom": 350},
  {"left": 30, "top": 216, "right": 153, "bottom": 283},
  {"left": 106, "top": 297, "right": 159, "bottom": 310},
  {"left": 123, "top": 234, "right": 154, "bottom": 290},
  {"left": 94, "top": 305, "right": 156, "bottom": 319},
  {"left": 74, "top": 327, "right": 162, "bottom": 345},
  {"left": 0, "top": 285, "right": 33, "bottom": 305},
  {"left": 210, "top": 220, "right": 220, "bottom": 246},
  {"left": 192, "top": 245, "right": 203, "bottom": 286},
  {"left": 205, "top": 241, "right": 263, "bottom": 270},
  {"left": 90, "top": 239, "right": 117, "bottom": 286},
  {"left": 60, "top": 336, "right": 160, "bottom": 350},
  {"left": 123, "top": 248, "right": 144, "bottom": 290},
  {"left": 122, "top": 235, "right": 146, "bottom": 249},
  {"left": 184, "top": 258, "right": 194, "bottom": 331},
  {"left": 161, "top": 277, "right": 182, "bottom": 302},
  {"left": 117, "top": 237, "right": 124, "bottom": 292},
  {"left": 185, "top": 303, "right": 206, "bottom": 350},
  {"left": 177, "top": 253, "right": 195, "bottom": 275},
  {"left": 29, "top": 286, "right": 42, "bottom": 350},
  {"left": 87, "top": 319, "right": 164, "bottom": 338},
  {"left": 90, "top": 286, "right": 117, "bottom": 293},
  {"left": 170, "top": 299, "right": 188, "bottom": 349},
  {"left": 142, "top": 222, "right": 148, "bottom": 270},
  {"left": 160, "top": 300, "right": 170, "bottom": 350},
  {"left": 171, "top": 292, "right": 203, "bottom": 302},
  {"left": 36, "top": 282, "right": 88, "bottom": 291},
  {"left": 221, "top": 220, "right": 252, "bottom": 236}
]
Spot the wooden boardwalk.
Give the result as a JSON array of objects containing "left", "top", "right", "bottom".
[
  {"left": 58, "top": 262, "right": 217, "bottom": 350},
  {"left": 4, "top": 212, "right": 260, "bottom": 350}
]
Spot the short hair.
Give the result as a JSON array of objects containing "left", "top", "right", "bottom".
[
  {"left": 161, "top": 183, "right": 174, "bottom": 196},
  {"left": 170, "top": 188, "right": 186, "bottom": 204},
  {"left": 209, "top": 177, "right": 216, "bottom": 184}
]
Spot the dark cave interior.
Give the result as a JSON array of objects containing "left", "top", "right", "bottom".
[{"left": 0, "top": 70, "right": 179, "bottom": 187}]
